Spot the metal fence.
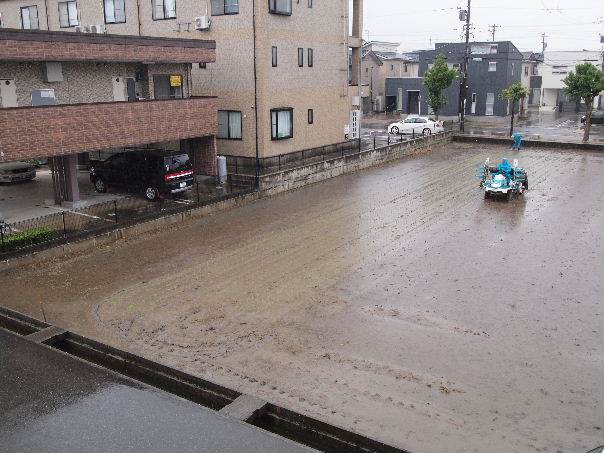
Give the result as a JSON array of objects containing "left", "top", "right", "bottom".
[
  {"left": 0, "top": 176, "right": 256, "bottom": 259},
  {"left": 225, "top": 141, "right": 360, "bottom": 176}
]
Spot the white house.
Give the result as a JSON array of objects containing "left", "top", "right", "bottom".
[{"left": 540, "top": 51, "right": 603, "bottom": 112}]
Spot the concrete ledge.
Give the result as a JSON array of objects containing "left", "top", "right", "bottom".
[
  {"left": 453, "top": 134, "right": 604, "bottom": 151},
  {"left": 219, "top": 394, "right": 268, "bottom": 422},
  {"left": 26, "top": 326, "right": 68, "bottom": 344}
]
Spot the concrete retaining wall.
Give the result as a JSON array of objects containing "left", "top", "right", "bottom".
[{"left": 259, "top": 132, "right": 453, "bottom": 195}]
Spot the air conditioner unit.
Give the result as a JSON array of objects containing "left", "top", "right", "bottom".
[
  {"left": 90, "top": 24, "right": 106, "bottom": 33},
  {"left": 74, "top": 25, "right": 85, "bottom": 32},
  {"left": 194, "top": 16, "right": 211, "bottom": 30}
]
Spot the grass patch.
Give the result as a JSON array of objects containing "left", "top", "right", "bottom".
[{"left": 2, "top": 227, "right": 58, "bottom": 249}]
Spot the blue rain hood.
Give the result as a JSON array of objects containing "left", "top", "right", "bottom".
[{"left": 498, "top": 158, "right": 512, "bottom": 174}]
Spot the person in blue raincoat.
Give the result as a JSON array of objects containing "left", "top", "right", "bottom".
[
  {"left": 497, "top": 158, "right": 513, "bottom": 182},
  {"left": 512, "top": 132, "right": 523, "bottom": 150}
]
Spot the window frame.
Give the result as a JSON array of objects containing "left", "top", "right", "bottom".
[
  {"left": 58, "top": 1, "right": 79, "bottom": 28},
  {"left": 211, "top": 0, "right": 239, "bottom": 16},
  {"left": 307, "top": 48, "right": 313, "bottom": 67},
  {"left": 271, "top": 108, "right": 294, "bottom": 140},
  {"left": 103, "top": 0, "right": 126, "bottom": 24},
  {"left": 152, "top": 0, "right": 176, "bottom": 21},
  {"left": 269, "top": 0, "right": 292, "bottom": 16},
  {"left": 272, "top": 46, "right": 278, "bottom": 67},
  {"left": 307, "top": 108, "right": 313, "bottom": 125},
  {"left": 298, "top": 48, "right": 304, "bottom": 67},
  {"left": 218, "top": 110, "right": 243, "bottom": 140},
  {"left": 20, "top": 5, "right": 39, "bottom": 30}
]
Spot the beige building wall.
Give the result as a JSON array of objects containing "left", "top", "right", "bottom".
[{"left": 0, "top": 0, "right": 353, "bottom": 159}]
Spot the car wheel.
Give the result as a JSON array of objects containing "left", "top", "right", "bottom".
[
  {"left": 423, "top": 128, "right": 432, "bottom": 136},
  {"left": 94, "top": 178, "right": 107, "bottom": 193},
  {"left": 484, "top": 191, "right": 490, "bottom": 199},
  {"left": 506, "top": 190, "right": 512, "bottom": 201},
  {"left": 522, "top": 178, "right": 529, "bottom": 190},
  {"left": 391, "top": 126, "right": 399, "bottom": 135},
  {"left": 145, "top": 187, "right": 159, "bottom": 201}
]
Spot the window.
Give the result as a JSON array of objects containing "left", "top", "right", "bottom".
[
  {"left": 308, "top": 0, "right": 313, "bottom": 7},
  {"left": 153, "top": 74, "right": 183, "bottom": 99},
  {"left": 198, "top": 62, "right": 207, "bottom": 69},
  {"left": 365, "top": 67, "right": 368, "bottom": 73},
  {"left": 307, "top": 109, "right": 313, "bottom": 124},
  {"left": 308, "top": 48, "right": 313, "bottom": 67},
  {"left": 489, "top": 44, "right": 498, "bottom": 54},
  {"left": 152, "top": 0, "right": 176, "bottom": 20},
  {"left": 272, "top": 46, "right": 278, "bottom": 67},
  {"left": 404, "top": 63, "right": 408, "bottom": 72},
  {"left": 218, "top": 110, "right": 242, "bottom": 140},
  {"left": 391, "top": 64, "right": 394, "bottom": 71},
  {"left": 488, "top": 61, "right": 497, "bottom": 72},
  {"left": 531, "top": 66, "right": 538, "bottom": 76},
  {"left": 269, "top": 0, "right": 292, "bottom": 15},
  {"left": 271, "top": 108, "right": 293, "bottom": 140},
  {"left": 211, "top": 0, "right": 238, "bottom": 15},
  {"left": 104, "top": 0, "right": 125, "bottom": 23},
  {"left": 524, "top": 66, "right": 529, "bottom": 76},
  {"left": 58, "top": 1, "right": 78, "bottom": 27},
  {"left": 20, "top": 6, "right": 39, "bottom": 29},
  {"left": 298, "top": 48, "right": 304, "bottom": 67}
]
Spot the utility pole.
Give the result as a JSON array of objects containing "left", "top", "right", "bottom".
[
  {"left": 488, "top": 24, "right": 500, "bottom": 42},
  {"left": 459, "top": 0, "right": 471, "bottom": 133},
  {"left": 541, "top": 33, "right": 548, "bottom": 54}
]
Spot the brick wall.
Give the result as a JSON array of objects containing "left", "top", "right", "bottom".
[
  {"left": 0, "top": 30, "right": 216, "bottom": 64},
  {"left": 0, "top": 97, "right": 218, "bottom": 162},
  {"left": 181, "top": 136, "right": 217, "bottom": 176}
]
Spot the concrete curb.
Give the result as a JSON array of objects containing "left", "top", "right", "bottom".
[{"left": 453, "top": 134, "right": 604, "bottom": 151}]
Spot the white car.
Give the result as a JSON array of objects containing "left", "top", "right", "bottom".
[{"left": 387, "top": 116, "right": 444, "bottom": 136}]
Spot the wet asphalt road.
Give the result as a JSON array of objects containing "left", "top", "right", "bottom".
[
  {"left": 362, "top": 111, "right": 604, "bottom": 150},
  {"left": 0, "top": 143, "right": 602, "bottom": 453}
]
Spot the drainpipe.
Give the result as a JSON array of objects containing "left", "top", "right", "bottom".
[
  {"left": 43, "top": 0, "right": 50, "bottom": 29},
  {"left": 252, "top": 0, "right": 260, "bottom": 189},
  {"left": 136, "top": 0, "right": 142, "bottom": 36}
]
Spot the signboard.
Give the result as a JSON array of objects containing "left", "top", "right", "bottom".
[{"left": 169, "top": 75, "right": 182, "bottom": 87}]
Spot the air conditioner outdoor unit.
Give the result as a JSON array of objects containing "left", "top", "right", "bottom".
[
  {"left": 194, "top": 16, "right": 211, "bottom": 30},
  {"left": 90, "top": 24, "right": 106, "bottom": 33},
  {"left": 74, "top": 25, "right": 85, "bottom": 32}
]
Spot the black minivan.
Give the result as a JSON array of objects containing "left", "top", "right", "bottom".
[{"left": 90, "top": 150, "right": 194, "bottom": 201}]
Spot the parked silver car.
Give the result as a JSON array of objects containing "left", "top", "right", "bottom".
[{"left": 0, "top": 161, "right": 37, "bottom": 183}]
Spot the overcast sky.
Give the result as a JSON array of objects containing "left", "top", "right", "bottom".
[{"left": 361, "top": 0, "right": 604, "bottom": 53}]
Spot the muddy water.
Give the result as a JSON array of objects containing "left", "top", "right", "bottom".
[{"left": 1, "top": 144, "right": 603, "bottom": 453}]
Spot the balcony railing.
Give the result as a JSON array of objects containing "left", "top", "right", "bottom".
[{"left": 0, "top": 29, "right": 215, "bottom": 64}]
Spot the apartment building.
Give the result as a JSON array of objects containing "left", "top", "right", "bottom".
[
  {"left": 386, "top": 41, "right": 523, "bottom": 117},
  {"left": 361, "top": 42, "right": 419, "bottom": 113},
  {"left": 539, "top": 51, "right": 603, "bottom": 112},
  {"left": 0, "top": 0, "right": 363, "bottom": 203}
]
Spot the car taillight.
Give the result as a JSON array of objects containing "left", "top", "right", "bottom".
[{"left": 164, "top": 170, "right": 193, "bottom": 182}]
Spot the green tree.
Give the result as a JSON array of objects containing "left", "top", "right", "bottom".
[
  {"left": 423, "top": 55, "right": 459, "bottom": 119},
  {"left": 563, "top": 63, "right": 604, "bottom": 143},
  {"left": 500, "top": 82, "right": 530, "bottom": 136}
]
